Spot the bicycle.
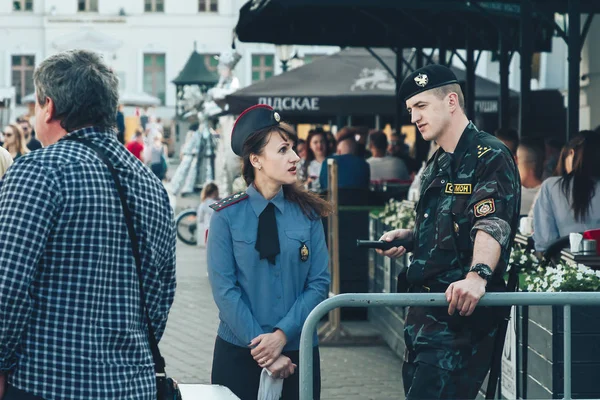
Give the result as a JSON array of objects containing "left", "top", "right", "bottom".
[{"left": 175, "top": 208, "right": 198, "bottom": 246}]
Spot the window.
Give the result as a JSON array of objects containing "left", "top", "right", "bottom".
[
  {"left": 78, "top": 0, "right": 98, "bottom": 12},
  {"left": 143, "top": 53, "right": 166, "bottom": 105},
  {"left": 251, "top": 54, "right": 274, "bottom": 82},
  {"left": 204, "top": 54, "right": 218, "bottom": 72},
  {"left": 145, "top": 0, "right": 164, "bottom": 12},
  {"left": 198, "top": 0, "right": 218, "bottom": 12},
  {"left": 12, "top": 55, "right": 35, "bottom": 105},
  {"left": 13, "top": 0, "right": 33, "bottom": 11}
]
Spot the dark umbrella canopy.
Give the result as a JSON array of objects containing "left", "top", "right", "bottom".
[
  {"left": 236, "top": 0, "right": 553, "bottom": 51},
  {"left": 226, "top": 48, "right": 517, "bottom": 117}
]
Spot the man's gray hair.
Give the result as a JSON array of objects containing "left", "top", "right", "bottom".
[{"left": 34, "top": 50, "right": 119, "bottom": 133}]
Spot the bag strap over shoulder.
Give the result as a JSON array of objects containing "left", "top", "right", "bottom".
[{"left": 63, "top": 136, "right": 166, "bottom": 374}]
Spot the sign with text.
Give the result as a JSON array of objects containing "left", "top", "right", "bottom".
[{"left": 501, "top": 306, "right": 517, "bottom": 399}]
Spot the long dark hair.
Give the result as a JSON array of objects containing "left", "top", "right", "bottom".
[
  {"left": 241, "top": 123, "right": 332, "bottom": 219},
  {"left": 559, "top": 131, "right": 600, "bottom": 221},
  {"left": 305, "top": 128, "right": 330, "bottom": 165}
]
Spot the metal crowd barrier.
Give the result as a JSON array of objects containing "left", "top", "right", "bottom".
[{"left": 299, "top": 292, "right": 600, "bottom": 400}]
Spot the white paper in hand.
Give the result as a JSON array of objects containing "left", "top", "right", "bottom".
[{"left": 257, "top": 368, "right": 284, "bottom": 400}]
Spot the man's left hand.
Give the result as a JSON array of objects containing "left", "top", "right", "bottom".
[{"left": 445, "top": 273, "right": 486, "bottom": 316}]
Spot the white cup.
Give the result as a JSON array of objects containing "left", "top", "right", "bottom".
[
  {"left": 569, "top": 233, "right": 584, "bottom": 253},
  {"left": 519, "top": 217, "right": 533, "bottom": 236}
]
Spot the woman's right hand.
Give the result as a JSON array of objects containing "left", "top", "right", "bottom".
[
  {"left": 266, "top": 355, "right": 296, "bottom": 379},
  {"left": 376, "top": 229, "right": 412, "bottom": 258}
]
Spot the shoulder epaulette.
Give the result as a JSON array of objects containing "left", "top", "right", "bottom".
[
  {"left": 209, "top": 191, "right": 248, "bottom": 212},
  {"left": 476, "top": 144, "right": 492, "bottom": 158}
]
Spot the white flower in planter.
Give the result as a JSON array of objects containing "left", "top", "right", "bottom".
[{"left": 524, "top": 259, "right": 600, "bottom": 292}]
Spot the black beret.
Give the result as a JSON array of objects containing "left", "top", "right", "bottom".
[
  {"left": 231, "top": 104, "right": 281, "bottom": 156},
  {"left": 398, "top": 64, "right": 459, "bottom": 102}
]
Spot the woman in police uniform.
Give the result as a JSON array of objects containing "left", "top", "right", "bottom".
[{"left": 207, "top": 104, "right": 331, "bottom": 400}]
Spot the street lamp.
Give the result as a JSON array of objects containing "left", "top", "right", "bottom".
[{"left": 275, "top": 45, "right": 294, "bottom": 72}]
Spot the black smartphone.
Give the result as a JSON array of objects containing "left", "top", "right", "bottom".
[{"left": 356, "top": 239, "right": 413, "bottom": 252}]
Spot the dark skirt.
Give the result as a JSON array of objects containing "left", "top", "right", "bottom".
[{"left": 211, "top": 336, "right": 321, "bottom": 400}]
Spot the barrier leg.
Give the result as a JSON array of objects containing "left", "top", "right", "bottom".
[{"left": 564, "top": 305, "right": 571, "bottom": 400}]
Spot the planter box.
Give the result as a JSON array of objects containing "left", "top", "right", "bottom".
[{"left": 515, "top": 305, "right": 600, "bottom": 399}]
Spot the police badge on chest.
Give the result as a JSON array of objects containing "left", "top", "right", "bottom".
[{"left": 300, "top": 242, "right": 309, "bottom": 262}]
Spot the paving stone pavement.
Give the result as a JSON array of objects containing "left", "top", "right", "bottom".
[{"left": 160, "top": 180, "right": 405, "bottom": 399}]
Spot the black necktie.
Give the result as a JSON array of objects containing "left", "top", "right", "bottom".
[{"left": 256, "top": 202, "right": 280, "bottom": 265}]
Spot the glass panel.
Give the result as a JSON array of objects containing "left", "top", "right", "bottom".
[
  {"left": 264, "top": 55, "right": 274, "bottom": 67},
  {"left": 156, "top": 0, "right": 164, "bottom": 12},
  {"left": 155, "top": 54, "right": 165, "bottom": 67},
  {"left": 264, "top": 71, "right": 273, "bottom": 79},
  {"left": 11, "top": 55, "right": 20, "bottom": 66},
  {"left": 78, "top": 0, "right": 86, "bottom": 11},
  {"left": 210, "top": 0, "right": 218, "bottom": 12},
  {"left": 198, "top": 0, "right": 206, "bottom": 12},
  {"left": 144, "top": 54, "right": 153, "bottom": 67},
  {"left": 24, "top": 70, "right": 34, "bottom": 98},
  {"left": 143, "top": 74, "right": 153, "bottom": 96},
  {"left": 13, "top": 1, "right": 21, "bottom": 11},
  {"left": 12, "top": 72, "right": 22, "bottom": 104},
  {"left": 89, "top": 0, "right": 98, "bottom": 12},
  {"left": 25, "top": 0, "right": 33, "bottom": 10},
  {"left": 252, "top": 71, "right": 260, "bottom": 82},
  {"left": 252, "top": 55, "right": 260, "bottom": 67},
  {"left": 25, "top": 55, "right": 34, "bottom": 67},
  {"left": 144, "top": 0, "right": 153, "bottom": 12},
  {"left": 156, "top": 70, "right": 166, "bottom": 105}
]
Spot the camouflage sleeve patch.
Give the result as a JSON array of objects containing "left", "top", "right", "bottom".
[
  {"left": 474, "top": 198, "right": 495, "bottom": 217},
  {"left": 470, "top": 217, "right": 512, "bottom": 248}
]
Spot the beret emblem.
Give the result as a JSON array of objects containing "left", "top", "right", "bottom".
[{"left": 414, "top": 73, "right": 429, "bottom": 87}]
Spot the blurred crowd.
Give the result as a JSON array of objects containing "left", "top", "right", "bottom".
[{"left": 494, "top": 127, "right": 600, "bottom": 252}]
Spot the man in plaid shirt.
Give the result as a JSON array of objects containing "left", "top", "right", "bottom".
[{"left": 0, "top": 50, "right": 176, "bottom": 399}]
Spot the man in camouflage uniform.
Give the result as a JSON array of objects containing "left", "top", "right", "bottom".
[{"left": 378, "top": 64, "right": 520, "bottom": 399}]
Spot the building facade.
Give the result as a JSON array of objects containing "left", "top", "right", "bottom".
[{"left": 0, "top": 0, "right": 337, "bottom": 121}]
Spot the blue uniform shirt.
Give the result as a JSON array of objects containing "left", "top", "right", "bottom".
[{"left": 207, "top": 184, "right": 330, "bottom": 350}]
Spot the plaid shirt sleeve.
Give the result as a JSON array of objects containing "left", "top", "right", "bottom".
[{"left": 0, "top": 159, "right": 61, "bottom": 372}]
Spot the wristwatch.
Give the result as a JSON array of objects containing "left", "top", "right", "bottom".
[{"left": 469, "top": 263, "right": 493, "bottom": 284}]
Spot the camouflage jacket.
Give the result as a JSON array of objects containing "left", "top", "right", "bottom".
[{"left": 407, "top": 122, "right": 521, "bottom": 286}]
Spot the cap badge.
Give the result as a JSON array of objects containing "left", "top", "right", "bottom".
[
  {"left": 273, "top": 112, "right": 281, "bottom": 122},
  {"left": 414, "top": 73, "right": 429, "bottom": 87}
]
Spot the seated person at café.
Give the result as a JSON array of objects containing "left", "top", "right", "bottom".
[
  {"left": 319, "top": 136, "right": 370, "bottom": 191},
  {"left": 516, "top": 138, "right": 544, "bottom": 216},
  {"left": 366, "top": 130, "right": 409, "bottom": 181},
  {"left": 533, "top": 131, "right": 600, "bottom": 251},
  {"left": 494, "top": 127, "right": 519, "bottom": 160}
]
